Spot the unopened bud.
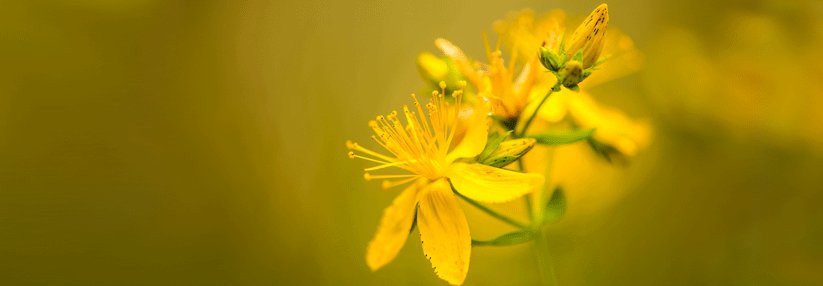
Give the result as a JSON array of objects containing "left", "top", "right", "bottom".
[
  {"left": 558, "top": 60, "right": 583, "bottom": 87},
  {"left": 566, "top": 4, "right": 608, "bottom": 68},
  {"left": 488, "top": 138, "right": 537, "bottom": 158},
  {"left": 538, "top": 46, "right": 564, "bottom": 72}
]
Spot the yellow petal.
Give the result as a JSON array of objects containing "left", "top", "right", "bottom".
[
  {"left": 366, "top": 179, "right": 423, "bottom": 271},
  {"left": 446, "top": 162, "right": 544, "bottom": 203},
  {"left": 417, "top": 178, "right": 471, "bottom": 285},
  {"left": 446, "top": 100, "right": 489, "bottom": 164},
  {"left": 579, "top": 27, "right": 645, "bottom": 88}
]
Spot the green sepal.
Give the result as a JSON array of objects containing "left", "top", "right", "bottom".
[
  {"left": 476, "top": 130, "right": 513, "bottom": 162},
  {"left": 566, "top": 85, "right": 580, "bottom": 92},
  {"left": 471, "top": 230, "right": 535, "bottom": 246},
  {"left": 543, "top": 187, "right": 567, "bottom": 225},
  {"left": 482, "top": 155, "right": 519, "bottom": 168},
  {"left": 572, "top": 50, "right": 584, "bottom": 62},
  {"left": 557, "top": 35, "right": 566, "bottom": 56},
  {"left": 528, "top": 128, "right": 595, "bottom": 145}
]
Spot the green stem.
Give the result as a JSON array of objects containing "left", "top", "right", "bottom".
[
  {"left": 517, "top": 83, "right": 561, "bottom": 138},
  {"left": 453, "top": 188, "right": 529, "bottom": 229},
  {"left": 472, "top": 239, "right": 531, "bottom": 247},
  {"left": 535, "top": 231, "right": 559, "bottom": 286}
]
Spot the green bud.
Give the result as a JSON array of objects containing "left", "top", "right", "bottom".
[
  {"left": 538, "top": 47, "right": 564, "bottom": 72},
  {"left": 558, "top": 60, "right": 583, "bottom": 88},
  {"left": 480, "top": 138, "right": 537, "bottom": 168},
  {"left": 488, "top": 138, "right": 536, "bottom": 158}
]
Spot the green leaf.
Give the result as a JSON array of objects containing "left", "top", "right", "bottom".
[
  {"left": 543, "top": 187, "right": 567, "bottom": 225},
  {"left": 477, "top": 130, "right": 513, "bottom": 162},
  {"left": 528, "top": 128, "right": 595, "bottom": 145},
  {"left": 472, "top": 230, "right": 535, "bottom": 247},
  {"left": 482, "top": 155, "right": 518, "bottom": 168}
]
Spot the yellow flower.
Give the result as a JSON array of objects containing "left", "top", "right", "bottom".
[
  {"left": 566, "top": 92, "right": 652, "bottom": 161},
  {"left": 434, "top": 35, "right": 541, "bottom": 120},
  {"left": 347, "top": 84, "right": 543, "bottom": 285},
  {"left": 495, "top": 7, "right": 648, "bottom": 160}
]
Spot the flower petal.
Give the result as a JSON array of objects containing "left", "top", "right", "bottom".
[
  {"left": 366, "top": 180, "right": 423, "bottom": 271},
  {"left": 446, "top": 100, "right": 489, "bottom": 164},
  {"left": 417, "top": 179, "right": 471, "bottom": 285},
  {"left": 447, "top": 162, "right": 544, "bottom": 203}
]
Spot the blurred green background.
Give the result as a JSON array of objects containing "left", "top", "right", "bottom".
[{"left": 2, "top": 0, "right": 822, "bottom": 285}]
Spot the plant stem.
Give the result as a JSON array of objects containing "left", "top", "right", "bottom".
[
  {"left": 453, "top": 188, "right": 529, "bottom": 229},
  {"left": 534, "top": 230, "right": 559, "bottom": 286},
  {"left": 517, "top": 83, "right": 561, "bottom": 138}
]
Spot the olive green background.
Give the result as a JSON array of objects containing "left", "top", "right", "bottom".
[{"left": 1, "top": 0, "right": 822, "bottom": 285}]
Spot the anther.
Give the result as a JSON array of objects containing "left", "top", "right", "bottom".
[
  {"left": 439, "top": 81, "right": 447, "bottom": 90},
  {"left": 346, "top": 140, "right": 355, "bottom": 149},
  {"left": 459, "top": 80, "right": 467, "bottom": 88},
  {"left": 382, "top": 180, "right": 392, "bottom": 190},
  {"left": 364, "top": 173, "right": 371, "bottom": 181},
  {"left": 432, "top": 90, "right": 439, "bottom": 97},
  {"left": 348, "top": 151, "right": 355, "bottom": 159}
]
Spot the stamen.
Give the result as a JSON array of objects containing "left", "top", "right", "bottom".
[
  {"left": 351, "top": 153, "right": 391, "bottom": 165},
  {"left": 482, "top": 31, "right": 493, "bottom": 63},
  {"left": 365, "top": 174, "right": 417, "bottom": 180},
  {"left": 363, "top": 159, "right": 416, "bottom": 172},
  {"left": 382, "top": 176, "right": 419, "bottom": 190}
]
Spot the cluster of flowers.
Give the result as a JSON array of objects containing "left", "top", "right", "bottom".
[{"left": 347, "top": 4, "right": 649, "bottom": 285}]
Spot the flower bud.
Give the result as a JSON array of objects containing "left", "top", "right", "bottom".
[
  {"left": 558, "top": 60, "right": 583, "bottom": 87},
  {"left": 566, "top": 4, "right": 609, "bottom": 68},
  {"left": 488, "top": 138, "right": 537, "bottom": 158},
  {"left": 538, "top": 46, "right": 564, "bottom": 72}
]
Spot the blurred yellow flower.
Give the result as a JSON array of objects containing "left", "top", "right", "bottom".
[
  {"left": 498, "top": 6, "right": 649, "bottom": 161},
  {"left": 434, "top": 35, "right": 541, "bottom": 120},
  {"left": 347, "top": 84, "right": 543, "bottom": 285}
]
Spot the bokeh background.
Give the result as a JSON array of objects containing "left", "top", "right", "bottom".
[{"left": 2, "top": 0, "right": 822, "bottom": 285}]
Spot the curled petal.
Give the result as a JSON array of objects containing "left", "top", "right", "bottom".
[
  {"left": 417, "top": 179, "right": 471, "bottom": 285},
  {"left": 446, "top": 100, "right": 490, "bottom": 164},
  {"left": 447, "top": 162, "right": 544, "bottom": 203}
]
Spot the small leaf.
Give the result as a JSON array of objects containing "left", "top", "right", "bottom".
[
  {"left": 543, "top": 187, "right": 567, "bottom": 225},
  {"left": 482, "top": 155, "right": 518, "bottom": 168},
  {"left": 477, "top": 130, "right": 513, "bottom": 162},
  {"left": 529, "top": 128, "right": 595, "bottom": 145},
  {"left": 472, "top": 230, "right": 535, "bottom": 246}
]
